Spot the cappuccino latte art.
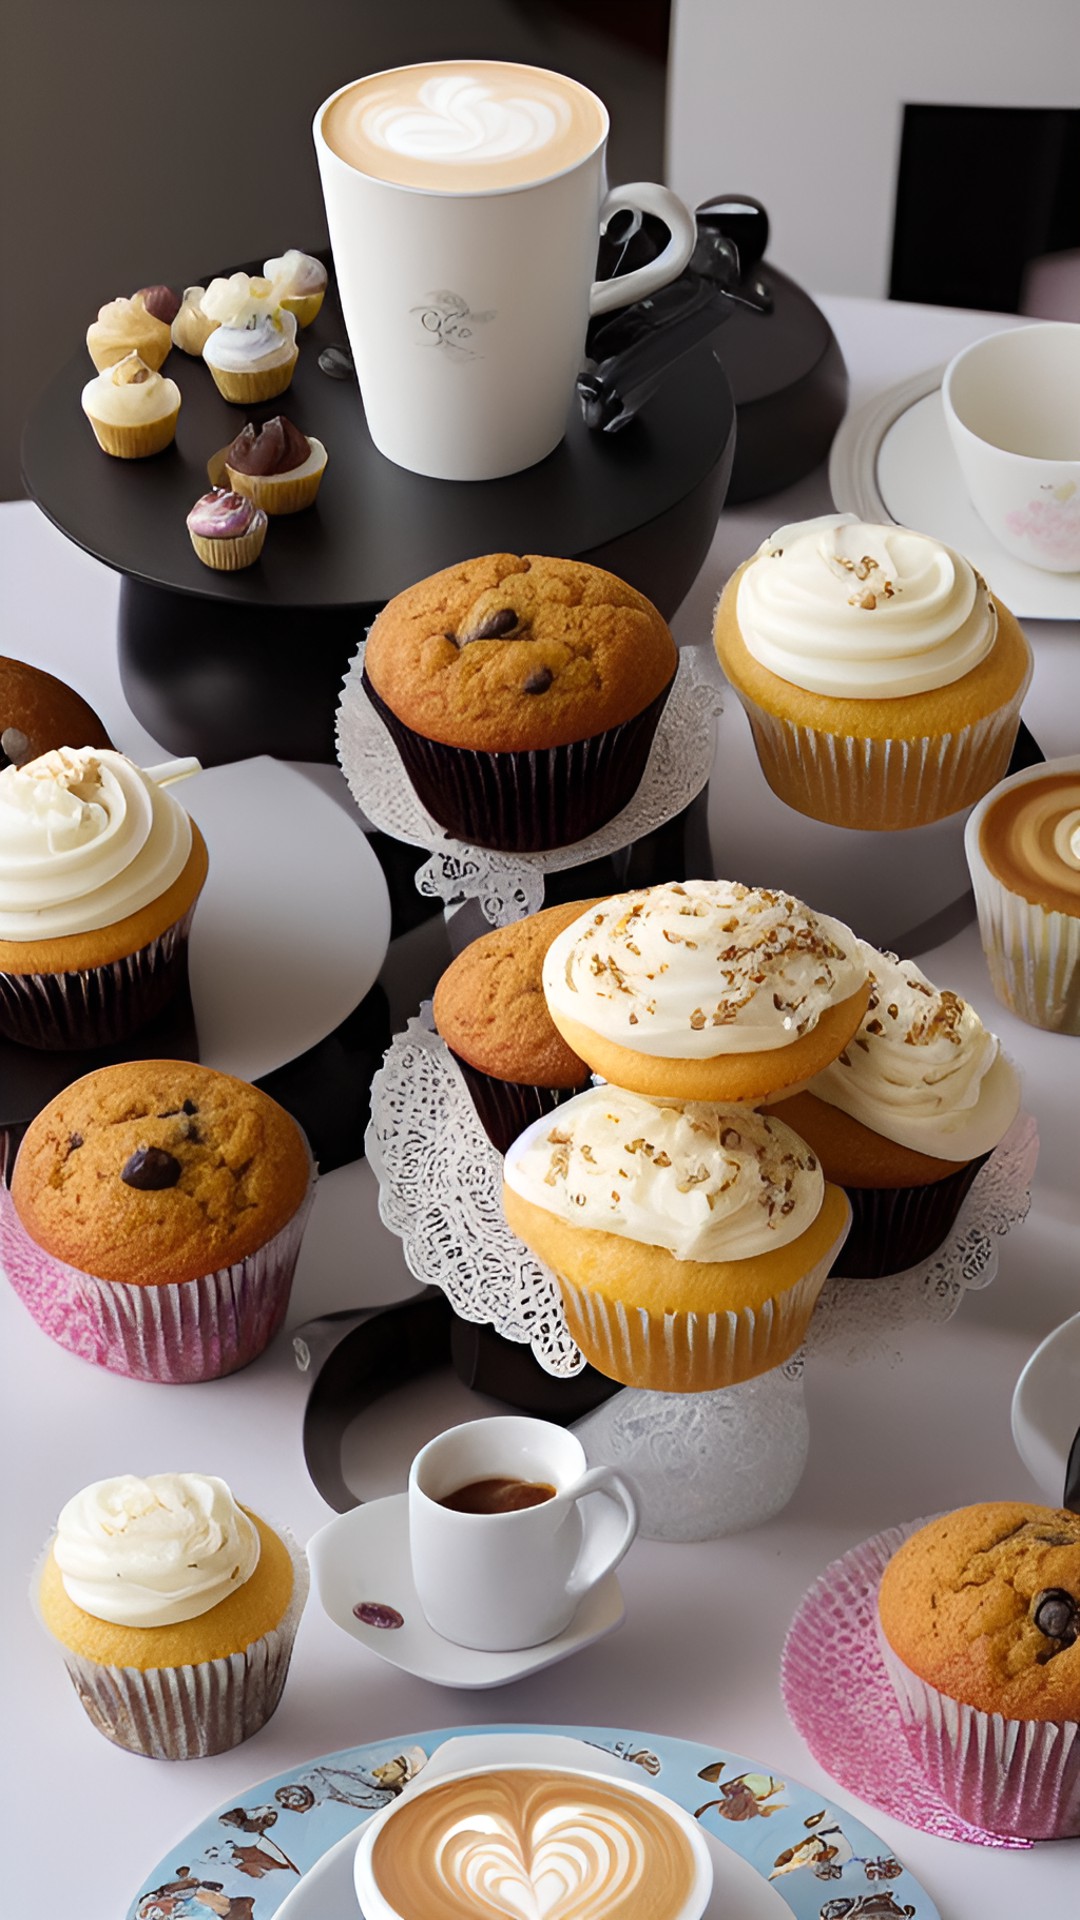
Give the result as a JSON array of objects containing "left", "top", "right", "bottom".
[
  {"left": 320, "top": 62, "right": 607, "bottom": 192},
  {"left": 368, "top": 1769, "right": 701, "bottom": 1920}
]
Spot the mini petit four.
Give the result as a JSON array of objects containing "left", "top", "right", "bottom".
[
  {"left": 200, "top": 271, "right": 298, "bottom": 403},
  {"left": 186, "top": 488, "right": 268, "bottom": 569},
  {"left": 264, "top": 247, "right": 328, "bottom": 327},
  {"left": 81, "top": 351, "right": 181, "bottom": 458},
  {"left": 86, "top": 292, "right": 172, "bottom": 373},
  {"left": 223, "top": 415, "right": 328, "bottom": 514}
]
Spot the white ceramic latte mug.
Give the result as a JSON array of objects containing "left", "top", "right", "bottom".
[
  {"left": 313, "top": 60, "right": 697, "bottom": 480},
  {"left": 408, "top": 1415, "right": 638, "bottom": 1651}
]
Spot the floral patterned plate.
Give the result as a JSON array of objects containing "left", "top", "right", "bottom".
[{"left": 128, "top": 1724, "right": 939, "bottom": 1920}]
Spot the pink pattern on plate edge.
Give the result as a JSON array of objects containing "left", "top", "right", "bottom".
[{"left": 780, "top": 1520, "right": 1030, "bottom": 1849}]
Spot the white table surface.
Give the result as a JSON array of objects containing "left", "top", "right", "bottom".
[{"left": 3, "top": 295, "right": 1078, "bottom": 1916}]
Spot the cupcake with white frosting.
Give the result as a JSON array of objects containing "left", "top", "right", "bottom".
[
  {"left": 542, "top": 880, "right": 870, "bottom": 1104},
  {"left": 503, "top": 1086, "right": 851, "bottom": 1390},
  {"left": 81, "top": 351, "right": 181, "bottom": 458},
  {"left": 713, "top": 515, "right": 1032, "bottom": 830},
  {"left": 34, "top": 1472, "right": 307, "bottom": 1759},
  {"left": 201, "top": 271, "right": 298, "bottom": 403},
  {"left": 0, "top": 746, "right": 207, "bottom": 1048},
  {"left": 768, "top": 942, "right": 1021, "bottom": 1275},
  {"left": 965, "top": 755, "right": 1080, "bottom": 1034}
]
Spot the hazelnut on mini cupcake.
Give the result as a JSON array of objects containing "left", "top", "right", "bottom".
[
  {"left": 187, "top": 488, "right": 267, "bottom": 570},
  {"left": 86, "top": 292, "right": 172, "bottom": 373},
  {"left": 81, "top": 351, "right": 181, "bottom": 458},
  {"left": 224, "top": 415, "right": 327, "bottom": 515},
  {"left": 171, "top": 284, "right": 219, "bottom": 356},
  {"left": 135, "top": 283, "right": 181, "bottom": 327},
  {"left": 264, "top": 247, "right": 328, "bottom": 327},
  {"left": 200, "top": 271, "right": 298, "bottom": 404}
]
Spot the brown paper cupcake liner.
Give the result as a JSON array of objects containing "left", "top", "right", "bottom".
[
  {"left": 362, "top": 668, "right": 675, "bottom": 852},
  {"left": 206, "top": 350, "right": 298, "bottom": 405},
  {"left": 878, "top": 1629, "right": 1080, "bottom": 1839},
  {"left": 555, "top": 1212, "right": 850, "bottom": 1393},
  {"left": 0, "top": 900, "right": 197, "bottom": 1050},
  {"left": 829, "top": 1153, "right": 991, "bottom": 1279},
  {"left": 736, "top": 691, "right": 1026, "bottom": 831},
  {"left": 86, "top": 409, "right": 179, "bottom": 458},
  {"left": 450, "top": 1052, "right": 592, "bottom": 1154},
  {"left": 35, "top": 1527, "right": 309, "bottom": 1761},
  {"left": 0, "top": 1159, "right": 315, "bottom": 1381}
]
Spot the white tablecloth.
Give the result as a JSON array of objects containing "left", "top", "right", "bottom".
[{"left": 2, "top": 294, "right": 1077, "bottom": 1916}]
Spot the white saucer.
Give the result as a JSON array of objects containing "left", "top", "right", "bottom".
[
  {"left": 1011, "top": 1311, "right": 1080, "bottom": 1503},
  {"left": 829, "top": 366, "right": 1080, "bottom": 622},
  {"left": 308, "top": 1494, "right": 625, "bottom": 1688}
]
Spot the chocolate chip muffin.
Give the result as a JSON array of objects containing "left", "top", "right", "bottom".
[
  {"left": 433, "top": 897, "right": 600, "bottom": 1150},
  {"left": 0, "top": 656, "right": 112, "bottom": 770},
  {"left": 6, "top": 1061, "right": 315, "bottom": 1382},
  {"left": 356, "top": 553, "right": 677, "bottom": 850},
  {"left": 877, "top": 1502, "right": 1080, "bottom": 1837}
]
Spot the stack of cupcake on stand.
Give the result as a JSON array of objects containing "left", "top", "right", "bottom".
[{"left": 356, "top": 521, "right": 1038, "bottom": 1544}]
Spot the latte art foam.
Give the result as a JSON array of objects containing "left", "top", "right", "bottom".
[
  {"left": 321, "top": 63, "right": 606, "bottom": 192},
  {"left": 370, "top": 1770, "right": 699, "bottom": 1920},
  {"left": 979, "top": 770, "right": 1080, "bottom": 916}
]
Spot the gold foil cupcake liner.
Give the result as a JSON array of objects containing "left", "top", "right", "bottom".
[
  {"left": 965, "top": 797, "right": 1080, "bottom": 1033},
  {"left": 878, "top": 1629, "right": 1080, "bottom": 1839},
  {"left": 206, "top": 350, "right": 299, "bottom": 405},
  {"left": 32, "top": 1526, "right": 309, "bottom": 1761},
  {"left": 554, "top": 1213, "right": 851, "bottom": 1393},
  {"left": 86, "top": 408, "right": 179, "bottom": 459},
  {"left": 735, "top": 690, "right": 1027, "bottom": 831},
  {"left": 280, "top": 288, "right": 325, "bottom": 328},
  {"left": 189, "top": 518, "right": 268, "bottom": 571}
]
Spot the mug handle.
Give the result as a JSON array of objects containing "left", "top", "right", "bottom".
[
  {"left": 564, "top": 1466, "right": 639, "bottom": 1597},
  {"left": 589, "top": 183, "right": 698, "bottom": 317}
]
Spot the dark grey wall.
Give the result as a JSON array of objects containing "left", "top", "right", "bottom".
[{"left": 3, "top": 0, "right": 667, "bottom": 499}]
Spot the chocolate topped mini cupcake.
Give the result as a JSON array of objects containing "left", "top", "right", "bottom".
[{"left": 224, "top": 416, "right": 327, "bottom": 514}]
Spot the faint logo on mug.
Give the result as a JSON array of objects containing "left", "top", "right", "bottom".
[{"left": 411, "top": 290, "right": 494, "bottom": 358}]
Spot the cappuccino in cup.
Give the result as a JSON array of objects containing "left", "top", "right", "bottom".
[
  {"left": 320, "top": 62, "right": 608, "bottom": 193},
  {"left": 313, "top": 62, "right": 696, "bottom": 480}
]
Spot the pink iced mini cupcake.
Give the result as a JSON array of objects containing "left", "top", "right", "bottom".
[
  {"left": 187, "top": 487, "right": 268, "bottom": 570},
  {"left": 877, "top": 1502, "right": 1080, "bottom": 1838},
  {"left": 5, "top": 1061, "right": 315, "bottom": 1382}
]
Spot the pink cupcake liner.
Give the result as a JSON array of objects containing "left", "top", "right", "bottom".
[
  {"left": 556, "top": 1209, "right": 850, "bottom": 1392},
  {"left": 33, "top": 1527, "right": 308, "bottom": 1760},
  {"left": 782, "top": 1520, "right": 1031, "bottom": 1847},
  {"left": 736, "top": 691, "right": 1026, "bottom": 831},
  {"left": 0, "top": 901, "right": 198, "bottom": 1051},
  {"left": 361, "top": 667, "right": 674, "bottom": 852},
  {"left": 0, "top": 1161, "right": 315, "bottom": 1382},
  {"left": 878, "top": 1629, "right": 1080, "bottom": 1840}
]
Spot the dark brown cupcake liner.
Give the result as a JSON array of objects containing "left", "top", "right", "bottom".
[
  {"left": 450, "top": 1051, "right": 592, "bottom": 1154},
  {"left": 829, "top": 1152, "right": 991, "bottom": 1279},
  {"left": 0, "top": 902, "right": 198, "bottom": 1051},
  {"left": 362, "top": 667, "right": 675, "bottom": 853}
]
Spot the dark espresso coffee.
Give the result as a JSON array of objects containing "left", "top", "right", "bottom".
[{"left": 439, "top": 1476, "right": 556, "bottom": 1514}]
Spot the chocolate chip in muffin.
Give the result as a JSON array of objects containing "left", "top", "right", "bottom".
[
  {"left": 1033, "top": 1587, "right": 1079, "bottom": 1648},
  {"left": 458, "top": 605, "right": 521, "bottom": 645},
  {"left": 121, "top": 1146, "right": 183, "bottom": 1191},
  {"left": 523, "top": 667, "right": 553, "bottom": 694},
  {"left": 1, "top": 726, "right": 30, "bottom": 768}
]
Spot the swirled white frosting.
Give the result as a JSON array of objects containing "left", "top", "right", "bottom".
[
  {"left": 808, "top": 942, "right": 1021, "bottom": 1160},
  {"left": 0, "top": 747, "right": 198, "bottom": 941},
  {"left": 735, "top": 515, "right": 997, "bottom": 696},
  {"left": 81, "top": 352, "right": 181, "bottom": 426},
  {"left": 202, "top": 307, "right": 297, "bottom": 373},
  {"left": 53, "top": 1473, "right": 260, "bottom": 1628},
  {"left": 264, "top": 248, "right": 327, "bottom": 296},
  {"left": 542, "top": 881, "right": 866, "bottom": 1057},
  {"left": 505, "top": 1086, "right": 823, "bottom": 1260}
]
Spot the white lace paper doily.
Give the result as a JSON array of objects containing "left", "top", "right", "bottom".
[
  {"left": 336, "top": 643, "right": 723, "bottom": 923},
  {"left": 366, "top": 1012, "right": 1039, "bottom": 1381}
]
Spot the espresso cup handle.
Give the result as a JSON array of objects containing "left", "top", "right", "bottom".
[
  {"left": 564, "top": 1466, "right": 639, "bottom": 1598},
  {"left": 589, "top": 183, "right": 698, "bottom": 317}
]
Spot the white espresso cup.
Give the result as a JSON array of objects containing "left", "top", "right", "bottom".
[
  {"left": 313, "top": 60, "right": 697, "bottom": 480},
  {"left": 408, "top": 1415, "right": 638, "bottom": 1651},
  {"left": 942, "top": 321, "right": 1080, "bottom": 573}
]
